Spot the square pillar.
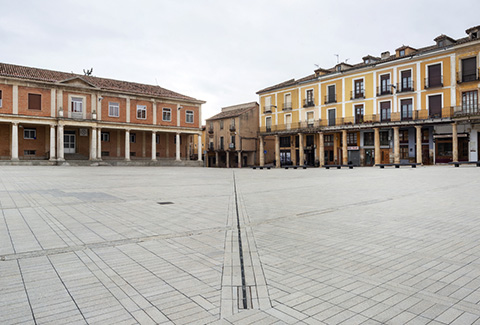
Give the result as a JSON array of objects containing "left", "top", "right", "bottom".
[
  {"left": 259, "top": 135, "right": 265, "bottom": 167},
  {"left": 57, "top": 124, "right": 64, "bottom": 161},
  {"left": 275, "top": 135, "right": 280, "bottom": 168},
  {"left": 452, "top": 123, "right": 458, "bottom": 162},
  {"left": 393, "top": 127, "right": 400, "bottom": 164},
  {"left": 226, "top": 151, "right": 230, "bottom": 168},
  {"left": 152, "top": 131, "right": 157, "bottom": 161},
  {"left": 374, "top": 128, "right": 380, "bottom": 165},
  {"left": 175, "top": 133, "right": 181, "bottom": 161},
  {"left": 415, "top": 126, "right": 422, "bottom": 164},
  {"left": 197, "top": 134, "right": 203, "bottom": 161},
  {"left": 319, "top": 132, "right": 325, "bottom": 167},
  {"left": 49, "top": 125, "right": 56, "bottom": 160},
  {"left": 237, "top": 151, "right": 242, "bottom": 168},
  {"left": 89, "top": 127, "right": 97, "bottom": 160},
  {"left": 342, "top": 130, "right": 348, "bottom": 165},
  {"left": 125, "top": 130, "right": 130, "bottom": 161},
  {"left": 215, "top": 151, "right": 219, "bottom": 167},
  {"left": 11, "top": 122, "right": 19, "bottom": 161},
  {"left": 299, "top": 133, "right": 304, "bottom": 166},
  {"left": 97, "top": 128, "right": 102, "bottom": 160}
]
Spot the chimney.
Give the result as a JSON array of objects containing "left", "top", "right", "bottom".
[{"left": 381, "top": 51, "right": 390, "bottom": 60}]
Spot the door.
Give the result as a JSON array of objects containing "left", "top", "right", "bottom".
[
  {"left": 355, "top": 105, "right": 364, "bottom": 123},
  {"left": 381, "top": 149, "right": 390, "bottom": 164},
  {"left": 64, "top": 131, "right": 75, "bottom": 154},
  {"left": 365, "top": 149, "right": 374, "bottom": 166},
  {"left": 428, "top": 95, "right": 442, "bottom": 118},
  {"left": 328, "top": 109, "right": 336, "bottom": 126},
  {"left": 422, "top": 145, "right": 430, "bottom": 165},
  {"left": 428, "top": 64, "right": 442, "bottom": 87}
]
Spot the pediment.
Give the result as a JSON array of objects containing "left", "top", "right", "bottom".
[{"left": 59, "top": 76, "right": 98, "bottom": 88}]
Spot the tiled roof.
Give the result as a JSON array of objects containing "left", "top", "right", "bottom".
[
  {"left": 206, "top": 102, "right": 258, "bottom": 120},
  {"left": 257, "top": 29, "right": 480, "bottom": 94},
  {"left": 0, "top": 62, "right": 202, "bottom": 102}
]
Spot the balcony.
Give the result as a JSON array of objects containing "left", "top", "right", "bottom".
[
  {"left": 229, "top": 143, "right": 235, "bottom": 150},
  {"left": 453, "top": 105, "right": 480, "bottom": 117},
  {"left": 282, "top": 102, "right": 292, "bottom": 111},
  {"left": 425, "top": 76, "right": 443, "bottom": 89},
  {"left": 263, "top": 105, "right": 274, "bottom": 113},
  {"left": 229, "top": 124, "right": 236, "bottom": 132},
  {"left": 397, "top": 81, "right": 414, "bottom": 93},
  {"left": 208, "top": 126, "right": 214, "bottom": 134},
  {"left": 303, "top": 99, "right": 315, "bottom": 107},
  {"left": 324, "top": 94, "right": 337, "bottom": 104},
  {"left": 457, "top": 69, "right": 480, "bottom": 83},
  {"left": 350, "top": 90, "right": 365, "bottom": 100},
  {"left": 208, "top": 144, "right": 214, "bottom": 151},
  {"left": 377, "top": 86, "right": 392, "bottom": 96}
]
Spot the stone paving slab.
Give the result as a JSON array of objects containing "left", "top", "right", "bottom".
[{"left": 0, "top": 166, "right": 479, "bottom": 324}]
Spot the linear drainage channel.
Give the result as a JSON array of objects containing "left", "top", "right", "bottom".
[
  {"left": 157, "top": 201, "right": 174, "bottom": 205},
  {"left": 233, "top": 173, "right": 252, "bottom": 310}
]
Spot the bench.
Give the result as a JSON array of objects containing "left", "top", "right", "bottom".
[
  {"left": 251, "top": 166, "right": 271, "bottom": 170},
  {"left": 284, "top": 165, "right": 308, "bottom": 170},
  {"left": 448, "top": 161, "right": 480, "bottom": 167},
  {"left": 323, "top": 164, "right": 354, "bottom": 170},
  {"left": 377, "top": 163, "right": 421, "bottom": 168}
]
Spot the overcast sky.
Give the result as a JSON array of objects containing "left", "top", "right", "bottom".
[{"left": 2, "top": 0, "right": 480, "bottom": 123}]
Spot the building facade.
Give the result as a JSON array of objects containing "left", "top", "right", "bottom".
[
  {"left": 0, "top": 63, "right": 204, "bottom": 164},
  {"left": 257, "top": 25, "right": 480, "bottom": 167},
  {"left": 206, "top": 102, "right": 273, "bottom": 167}
]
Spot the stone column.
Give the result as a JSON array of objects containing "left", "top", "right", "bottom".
[
  {"left": 299, "top": 133, "right": 304, "bottom": 166},
  {"left": 226, "top": 151, "right": 230, "bottom": 168},
  {"left": 97, "top": 128, "right": 102, "bottom": 160},
  {"left": 89, "top": 127, "right": 97, "bottom": 160},
  {"left": 175, "top": 133, "right": 181, "bottom": 161},
  {"left": 57, "top": 124, "right": 64, "bottom": 161},
  {"left": 49, "top": 125, "right": 56, "bottom": 160},
  {"left": 152, "top": 131, "right": 157, "bottom": 161},
  {"left": 237, "top": 151, "right": 242, "bottom": 168},
  {"left": 393, "top": 127, "right": 400, "bottom": 164},
  {"left": 275, "top": 135, "right": 280, "bottom": 168},
  {"left": 142, "top": 131, "right": 146, "bottom": 158},
  {"left": 342, "top": 130, "right": 348, "bottom": 165},
  {"left": 215, "top": 151, "right": 219, "bottom": 167},
  {"left": 291, "top": 135, "right": 297, "bottom": 165},
  {"left": 259, "top": 135, "right": 265, "bottom": 167},
  {"left": 11, "top": 123, "right": 19, "bottom": 161},
  {"left": 452, "top": 123, "right": 458, "bottom": 162},
  {"left": 374, "top": 128, "right": 380, "bottom": 165},
  {"left": 319, "top": 132, "right": 325, "bottom": 167},
  {"left": 197, "top": 134, "right": 202, "bottom": 161},
  {"left": 416, "top": 126, "right": 422, "bottom": 165},
  {"left": 125, "top": 130, "right": 130, "bottom": 161}
]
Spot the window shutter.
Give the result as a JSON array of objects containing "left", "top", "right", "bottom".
[{"left": 28, "top": 94, "right": 41, "bottom": 110}]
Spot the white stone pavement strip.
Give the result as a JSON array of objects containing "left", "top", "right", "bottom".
[{"left": 0, "top": 166, "right": 480, "bottom": 324}]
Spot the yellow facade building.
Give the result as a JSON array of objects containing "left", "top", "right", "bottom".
[{"left": 258, "top": 25, "right": 480, "bottom": 167}]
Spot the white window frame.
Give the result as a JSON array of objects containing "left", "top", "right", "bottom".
[
  {"left": 162, "top": 108, "right": 171, "bottom": 121},
  {"left": 24, "top": 128, "right": 36, "bottom": 140},
  {"left": 71, "top": 97, "right": 83, "bottom": 112},
  {"left": 265, "top": 116, "right": 272, "bottom": 130},
  {"left": 68, "top": 95, "right": 86, "bottom": 118},
  {"left": 108, "top": 102, "right": 120, "bottom": 117},
  {"left": 136, "top": 105, "right": 147, "bottom": 119},
  {"left": 101, "top": 132, "right": 110, "bottom": 142},
  {"left": 186, "top": 110, "right": 194, "bottom": 123}
]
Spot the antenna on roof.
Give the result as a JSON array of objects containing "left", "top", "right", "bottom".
[
  {"left": 345, "top": 58, "right": 350, "bottom": 63},
  {"left": 83, "top": 68, "right": 93, "bottom": 76},
  {"left": 155, "top": 78, "right": 159, "bottom": 86},
  {"left": 314, "top": 64, "right": 319, "bottom": 68},
  {"left": 334, "top": 54, "right": 339, "bottom": 64}
]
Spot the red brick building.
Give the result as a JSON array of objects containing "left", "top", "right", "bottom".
[{"left": 0, "top": 63, "right": 205, "bottom": 164}]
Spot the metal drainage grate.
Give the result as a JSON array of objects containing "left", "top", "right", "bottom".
[
  {"left": 157, "top": 202, "right": 174, "bottom": 205},
  {"left": 237, "top": 285, "right": 253, "bottom": 310}
]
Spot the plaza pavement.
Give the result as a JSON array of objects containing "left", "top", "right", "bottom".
[{"left": 0, "top": 165, "right": 479, "bottom": 324}]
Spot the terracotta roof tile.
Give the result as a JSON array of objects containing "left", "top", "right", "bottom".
[
  {"left": 0, "top": 62, "right": 202, "bottom": 102},
  {"left": 207, "top": 102, "right": 258, "bottom": 120}
]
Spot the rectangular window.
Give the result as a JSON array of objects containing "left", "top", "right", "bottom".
[
  {"left": 220, "top": 120, "right": 224, "bottom": 130},
  {"left": 0, "top": 89, "right": 3, "bottom": 107},
  {"left": 285, "top": 114, "right": 292, "bottom": 129},
  {"left": 461, "top": 57, "right": 477, "bottom": 82},
  {"left": 136, "top": 105, "right": 146, "bottom": 119},
  {"left": 24, "top": 150, "right": 36, "bottom": 156},
  {"left": 428, "top": 95, "right": 442, "bottom": 118},
  {"left": 326, "top": 85, "right": 336, "bottom": 103},
  {"left": 400, "top": 146, "right": 409, "bottom": 159},
  {"left": 400, "top": 70, "right": 413, "bottom": 91},
  {"left": 380, "top": 131, "right": 389, "bottom": 146},
  {"left": 462, "top": 90, "right": 478, "bottom": 113},
  {"left": 24, "top": 128, "right": 36, "bottom": 139},
  {"left": 280, "top": 136, "right": 290, "bottom": 148},
  {"left": 399, "top": 130, "right": 409, "bottom": 143},
  {"left": 328, "top": 109, "right": 336, "bottom": 126},
  {"left": 354, "top": 79, "right": 364, "bottom": 98},
  {"left": 306, "top": 111, "right": 314, "bottom": 127},
  {"left": 156, "top": 134, "right": 160, "bottom": 144},
  {"left": 265, "top": 116, "right": 272, "bottom": 132},
  {"left": 355, "top": 105, "right": 364, "bottom": 124},
  {"left": 305, "top": 89, "right": 314, "bottom": 107},
  {"left": 130, "top": 133, "right": 136, "bottom": 143},
  {"left": 230, "top": 135, "right": 235, "bottom": 148},
  {"left": 347, "top": 133, "right": 357, "bottom": 146},
  {"left": 324, "top": 135, "right": 334, "bottom": 146},
  {"left": 283, "top": 94, "right": 292, "bottom": 110},
  {"left": 186, "top": 110, "right": 194, "bottom": 123},
  {"left": 427, "top": 64, "right": 442, "bottom": 88},
  {"left": 101, "top": 151, "right": 110, "bottom": 157},
  {"left": 401, "top": 99, "right": 413, "bottom": 120},
  {"left": 162, "top": 108, "right": 171, "bottom": 121},
  {"left": 28, "top": 93, "right": 41, "bottom": 110},
  {"left": 108, "top": 102, "right": 120, "bottom": 117},
  {"left": 220, "top": 136, "right": 224, "bottom": 150},
  {"left": 380, "top": 74, "right": 391, "bottom": 94},
  {"left": 101, "top": 132, "right": 110, "bottom": 142},
  {"left": 364, "top": 132, "right": 374, "bottom": 146},
  {"left": 380, "top": 101, "right": 391, "bottom": 121},
  {"left": 71, "top": 97, "right": 83, "bottom": 112}
]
